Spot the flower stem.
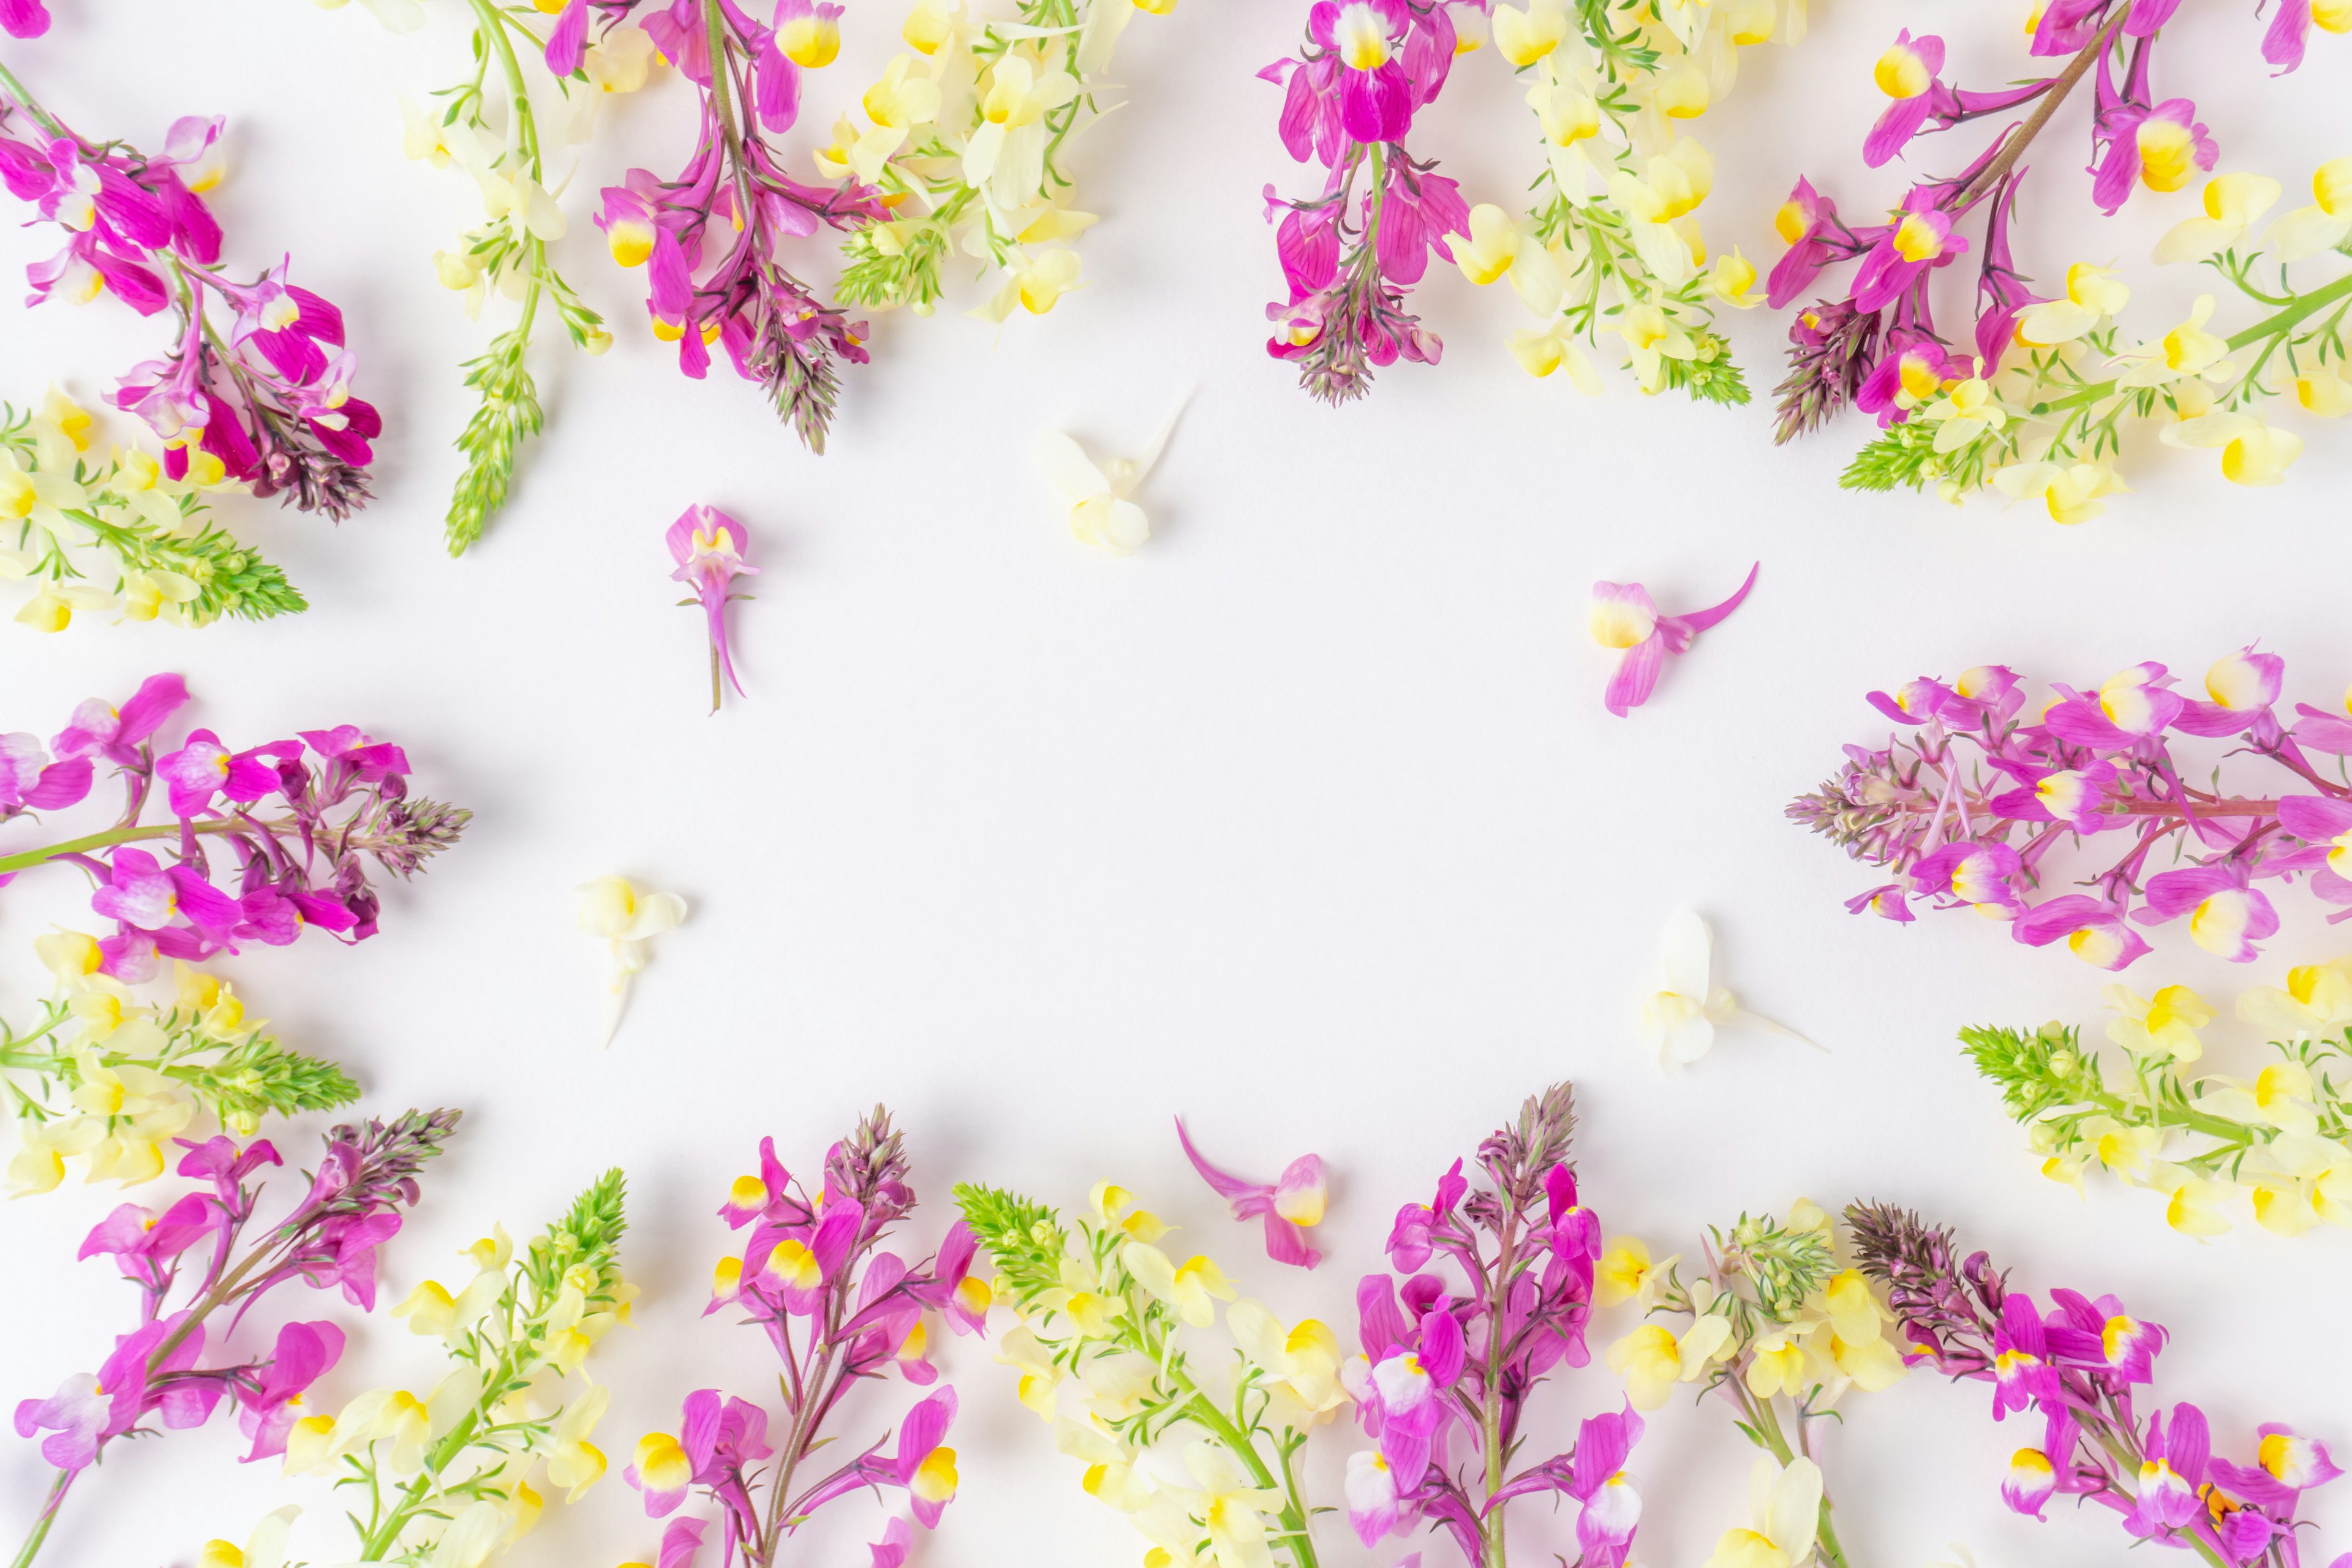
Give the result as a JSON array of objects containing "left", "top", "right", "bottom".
[
  {"left": 1953, "top": 13, "right": 2122, "bottom": 211},
  {"left": 6, "top": 1469, "right": 75, "bottom": 1568},
  {"left": 0, "top": 818, "right": 247, "bottom": 875},
  {"left": 2043, "top": 268, "right": 2352, "bottom": 415}
]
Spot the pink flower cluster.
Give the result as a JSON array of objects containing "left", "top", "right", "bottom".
[
  {"left": 13, "top": 1114, "right": 455, "bottom": 1555},
  {"left": 1766, "top": 0, "right": 2293, "bottom": 443},
  {"left": 598, "top": 0, "right": 885, "bottom": 453},
  {"left": 1852, "top": 1204, "right": 2345, "bottom": 1566},
  {"left": 1261, "top": 0, "right": 1470, "bottom": 404},
  {"left": 1791, "top": 651, "right": 2352, "bottom": 971},
  {"left": 1, "top": 673, "right": 468, "bottom": 975},
  {"left": 1343, "top": 1085, "right": 1643, "bottom": 1568},
  {"left": 626, "top": 1110, "right": 981, "bottom": 1568},
  {"left": 0, "top": 82, "right": 379, "bottom": 517}
]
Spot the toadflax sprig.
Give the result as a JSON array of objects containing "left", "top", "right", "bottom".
[
  {"left": 1790, "top": 650, "right": 2352, "bottom": 972},
  {"left": 959, "top": 1158, "right": 1341, "bottom": 1568},
  {"left": 12, "top": 1110, "right": 460, "bottom": 1568},
  {"left": 619, "top": 1106, "right": 978, "bottom": 1567},
  {"left": 1, "top": 673, "right": 469, "bottom": 973},
  {"left": 323, "top": 0, "right": 658, "bottom": 552},
  {"left": 1963, "top": 955, "right": 2352, "bottom": 1238}
]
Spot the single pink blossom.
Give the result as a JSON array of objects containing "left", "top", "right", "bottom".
[
  {"left": 1175, "top": 1117, "right": 1327, "bottom": 1268},
  {"left": 667, "top": 504, "right": 759, "bottom": 713},
  {"left": 1589, "top": 564, "right": 1759, "bottom": 717}
]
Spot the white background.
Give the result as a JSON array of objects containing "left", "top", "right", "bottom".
[{"left": 5, "top": 2, "right": 2352, "bottom": 1566}]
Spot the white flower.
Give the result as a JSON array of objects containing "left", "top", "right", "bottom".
[
  {"left": 576, "top": 875, "right": 688, "bottom": 1046},
  {"left": 1640, "top": 909, "right": 1815, "bottom": 1076},
  {"left": 1031, "top": 398, "right": 1187, "bottom": 556}
]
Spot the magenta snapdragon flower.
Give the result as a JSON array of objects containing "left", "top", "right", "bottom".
[
  {"left": 597, "top": 0, "right": 887, "bottom": 452},
  {"left": 1851, "top": 1203, "right": 2344, "bottom": 1562},
  {"left": 1342, "top": 1085, "right": 1644, "bottom": 1568},
  {"left": 0, "top": 71, "right": 379, "bottom": 517},
  {"left": 1261, "top": 0, "right": 1468, "bottom": 403},
  {"left": 666, "top": 503, "right": 758, "bottom": 713},
  {"left": 0, "top": 673, "right": 468, "bottom": 971},
  {"left": 1792, "top": 649, "right": 2352, "bottom": 971},
  {"left": 626, "top": 1110, "right": 977, "bottom": 1568},
  {"left": 10, "top": 1113, "right": 457, "bottom": 1568}
]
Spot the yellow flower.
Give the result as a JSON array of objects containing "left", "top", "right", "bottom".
[
  {"left": 2161, "top": 410, "right": 2304, "bottom": 486},
  {"left": 2155, "top": 172, "right": 2283, "bottom": 263},
  {"left": 1991, "top": 458, "right": 2126, "bottom": 524},
  {"left": 2103, "top": 983, "right": 2212, "bottom": 1063},
  {"left": 2266, "top": 156, "right": 2352, "bottom": 263},
  {"left": 1708, "top": 247, "right": 1762, "bottom": 307},
  {"left": 1594, "top": 1236, "right": 1671, "bottom": 1308},
  {"left": 1123, "top": 1243, "right": 1235, "bottom": 1327},
  {"left": 2017, "top": 263, "right": 2130, "bottom": 346},
  {"left": 1705, "top": 1456, "right": 1822, "bottom": 1568},
  {"left": 1491, "top": 0, "right": 1567, "bottom": 65},
  {"left": 1606, "top": 1314, "right": 1728, "bottom": 1410},
  {"left": 2296, "top": 366, "right": 2352, "bottom": 418}
]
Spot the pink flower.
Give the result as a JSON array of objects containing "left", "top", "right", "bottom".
[
  {"left": 1863, "top": 31, "right": 1947, "bottom": 167},
  {"left": 51, "top": 673, "right": 189, "bottom": 766},
  {"left": 2139, "top": 866, "right": 2277, "bottom": 962},
  {"left": 2124, "top": 1403, "right": 2209, "bottom": 1535},
  {"left": 2011, "top": 895, "right": 2149, "bottom": 970},
  {"left": 89, "top": 847, "right": 240, "bottom": 941},
  {"left": 0, "top": 733, "right": 92, "bottom": 814},
  {"left": 1850, "top": 195, "right": 1966, "bottom": 312},
  {"left": 156, "top": 728, "right": 293, "bottom": 819},
  {"left": 1589, "top": 563, "right": 1759, "bottom": 717},
  {"left": 1175, "top": 1118, "right": 1327, "bottom": 1268},
  {"left": 2092, "top": 99, "right": 2216, "bottom": 214},
  {"left": 666, "top": 504, "right": 760, "bottom": 711},
  {"left": 1566, "top": 1404, "right": 1644, "bottom": 1568},
  {"left": 235, "top": 1321, "right": 344, "bottom": 1462},
  {"left": 892, "top": 1388, "right": 959, "bottom": 1528}
]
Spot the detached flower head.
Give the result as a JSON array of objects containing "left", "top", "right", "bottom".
[
  {"left": 576, "top": 876, "right": 687, "bottom": 1046},
  {"left": 666, "top": 504, "right": 758, "bottom": 712},
  {"left": 1590, "top": 563, "right": 1758, "bottom": 717},
  {"left": 1641, "top": 908, "right": 1814, "bottom": 1076}
]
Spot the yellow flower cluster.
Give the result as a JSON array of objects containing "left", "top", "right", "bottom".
[
  {"left": 984, "top": 1182, "right": 1340, "bottom": 1568},
  {"left": 2, "top": 390, "right": 243, "bottom": 633},
  {"left": 1453, "top": 0, "right": 1804, "bottom": 394},
  {"left": 6, "top": 937, "right": 261, "bottom": 1194},
  {"left": 2012, "top": 965, "right": 2352, "bottom": 1238},
  {"left": 828, "top": 0, "right": 1174, "bottom": 323}
]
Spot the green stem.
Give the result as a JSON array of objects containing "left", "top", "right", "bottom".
[
  {"left": 7, "top": 1469, "right": 74, "bottom": 1568},
  {"left": 0, "top": 818, "right": 252, "bottom": 876},
  {"left": 0, "top": 58, "right": 68, "bottom": 140},
  {"left": 1736, "top": 1390, "right": 1851, "bottom": 1568},
  {"left": 1118, "top": 1315, "right": 1320, "bottom": 1568},
  {"left": 2045, "top": 269, "right": 2352, "bottom": 415}
]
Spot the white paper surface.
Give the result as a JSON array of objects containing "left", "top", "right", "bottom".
[{"left": 4, "top": 2, "right": 2351, "bottom": 1566}]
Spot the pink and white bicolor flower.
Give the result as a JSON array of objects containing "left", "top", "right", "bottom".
[
  {"left": 2139, "top": 865, "right": 2277, "bottom": 962},
  {"left": 2001, "top": 1445, "right": 2057, "bottom": 1518},
  {"left": 1589, "top": 562, "right": 1758, "bottom": 718},
  {"left": 2174, "top": 645, "right": 2283, "bottom": 737},
  {"left": 666, "top": 503, "right": 760, "bottom": 712},
  {"left": 2124, "top": 1403, "right": 2209, "bottom": 1536},
  {"left": 1175, "top": 1117, "right": 1327, "bottom": 1269},
  {"left": 2012, "top": 895, "right": 2150, "bottom": 971}
]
